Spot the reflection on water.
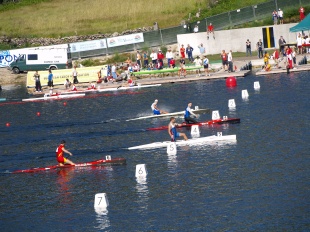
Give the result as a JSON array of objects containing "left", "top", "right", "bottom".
[
  {"left": 56, "top": 169, "right": 74, "bottom": 205},
  {"left": 135, "top": 177, "right": 149, "bottom": 211},
  {"left": 167, "top": 153, "right": 178, "bottom": 172},
  {"left": 94, "top": 208, "right": 110, "bottom": 230}
]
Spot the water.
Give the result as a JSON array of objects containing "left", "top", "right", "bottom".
[{"left": 0, "top": 72, "right": 309, "bottom": 231}]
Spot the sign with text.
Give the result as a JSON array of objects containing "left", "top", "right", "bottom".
[
  {"left": 69, "top": 39, "right": 107, "bottom": 53},
  {"left": 107, "top": 33, "right": 144, "bottom": 48}
]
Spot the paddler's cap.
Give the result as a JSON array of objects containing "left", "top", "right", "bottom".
[{"left": 61, "top": 140, "right": 66, "bottom": 144}]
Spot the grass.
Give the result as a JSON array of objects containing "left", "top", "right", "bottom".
[{"left": 0, "top": 0, "right": 269, "bottom": 38}]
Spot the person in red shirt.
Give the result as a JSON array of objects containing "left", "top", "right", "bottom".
[
  {"left": 157, "top": 50, "right": 165, "bottom": 67},
  {"left": 221, "top": 50, "right": 228, "bottom": 70},
  {"left": 169, "top": 57, "right": 176, "bottom": 68},
  {"left": 180, "top": 44, "right": 185, "bottom": 59},
  {"left": 273, "top": 49, "right": 279, "bottom": 68},
  {"left": 299, "top": 7, "right": 305, "bottom": 21},
  {"left": 56, "top": 140, "right": 75, "bottom": 166},
  {"left": 207, "top": 23, "right": 215, "bottom": 40}
]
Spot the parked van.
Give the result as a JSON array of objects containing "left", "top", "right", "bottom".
[{"left": 9, "top": 45, "right": 72, "bottom": 74}]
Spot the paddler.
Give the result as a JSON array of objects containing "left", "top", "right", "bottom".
[
  {"left": 184, "top": 102, "right": 198, "bottom": 124},
  {"left": 151, "top": 99, "right": 168, "bottom": 115},
  {"left": 168, "top": 117, "right": 188, "bottom": 142},
  {"left": 56, "top": 140, "right": 75, "bottom": 166}
]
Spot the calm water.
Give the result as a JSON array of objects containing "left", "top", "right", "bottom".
[{"left": 0, "top": 71, "right": 309, "bottom": 231}]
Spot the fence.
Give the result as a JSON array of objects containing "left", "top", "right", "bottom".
[{"left": 71, "top": 0, "right": 307, "bottom": 59}]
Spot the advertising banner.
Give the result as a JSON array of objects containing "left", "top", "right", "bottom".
[
  {"left": 69, "top": 39, "right": 107, "bottom": 53},
  {"left": 26, "top": 65, "right": 107, "bottom": 88},
  {"left": 107, "top": 33, "right": 144, "bottom": 48}
]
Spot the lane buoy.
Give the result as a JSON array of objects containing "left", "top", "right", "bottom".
[
  {"left": 63, "top": 102, "right": 67, "bottom": 106},
  {"left": 6, "top": 122, "right": 10, "bottom": 127},
  {"left": 36, "top": 112, "right": 41, "bottom": 117},
  {"left": 226, "top": 76, "right": 237, "bottom": 87}
]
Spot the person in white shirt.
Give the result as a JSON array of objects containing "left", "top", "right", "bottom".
[
  {"left": 297, "top": 33, "right": 303, "bottom": 54},
  {"left": 193, "top": 25, "right": 199, "bottom": 33},
  {"left": 165, "top": 48, "right": 173, "bottom": 67},
  {"left": 203, "top": 55, "right": 210, "bottom": 76},
  {"left": 193, "top": 56, "right": 202, "bottom": 77},
  {"left": 278, "top": 8, "right": 283, "bottom": 24},
  {"left": 228, "top": 50, "right": 233, "bottom": 72},
  {"left": 150, "top": 50, "right": 158, "bottom": 65}
]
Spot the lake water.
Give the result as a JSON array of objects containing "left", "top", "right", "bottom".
[{"left": 0, "top": 71, "right": 309, "bottom": 231}]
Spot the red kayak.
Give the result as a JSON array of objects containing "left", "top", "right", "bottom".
[
  {"left": 147, "top": 118, "right": 240, "bottom": 131},
  {"left": 12, "top": 157, "right": 126, "bottom": 174}
]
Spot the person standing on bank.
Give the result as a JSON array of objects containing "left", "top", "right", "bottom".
[
  {"left": 256, "top": 39, "right": 263, "bottom": 58},
  {"left": 186, "top": 44, "right": 194, "bottom": 63},
  {"left": 184, "top": 102, "right": 198, "bottom": 124},
  {"left": 246, "top": 39, "right": 252, "bottom": 56},
  {"left": 72, "top": 66, "right": 79, "bottom": 84},
  {"left": 48, "top": 69, "right": 54, "bottom": 94},
  {"left": 33, "top": 71, "right": 42, "bottom": 92},
  {"left": 228, "top": 50, "right": 233, "bottom": 73}
]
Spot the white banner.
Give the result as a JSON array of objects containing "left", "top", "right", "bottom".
[
  {"left": 107, "top": 33, "right": 144, "bottom": 48},
  {"left": 70, "top": 39, "right": 107, "bottom": 52}
]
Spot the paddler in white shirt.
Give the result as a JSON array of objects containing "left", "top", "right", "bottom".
[
  {"left": 168, "top": 117, "right": 188, "bottom": 142},
  {"left": 151, "top": 99, "right": 168, "bottom": 115},
  {"left": 184, "top": 102, "right": 198, "bottom": 124}
]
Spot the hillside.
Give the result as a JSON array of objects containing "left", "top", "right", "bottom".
[{"left": 0, "top": 0, "right": 268, "bottom": 38}]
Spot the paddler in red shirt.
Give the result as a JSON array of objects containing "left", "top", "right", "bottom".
[{"left": 56, "top": 140, "right": 75, "bottom": 166}]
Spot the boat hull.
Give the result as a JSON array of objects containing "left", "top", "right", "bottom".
[
  {"left": 12, "top": 157, "right": 126, "bottom": 173},
  {"left": 128, "top": 135, "right": 236, "bottom": 150},
  {"left": 147, "top": 118, "right": 240, "bottom": 130}
]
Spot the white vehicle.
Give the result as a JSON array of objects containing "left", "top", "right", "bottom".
[{"left": 9, "top": 45, "right": 72, "bottom": 74}]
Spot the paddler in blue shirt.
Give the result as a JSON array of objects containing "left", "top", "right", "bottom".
[
  {"left": 184, "top": 102, "right": 198, "bottom": 124},
  {"left": 168, "top": 117, "right": 188, "bottom": 142},
  {"left": 151, "top": 99, "right": 168, "bottom": 115}
]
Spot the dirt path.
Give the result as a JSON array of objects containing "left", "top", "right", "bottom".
[{"left": 0, "top": 68, "right": 27, "bottom": 86}]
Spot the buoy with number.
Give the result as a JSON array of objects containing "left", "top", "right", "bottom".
[
  {"left": 228, "top": 99, "right": 236, "bottom": 108},
  {"left": 135, "top": 164, "right": 147, "bottom": 178},
  {"left": 105, "top": 155, "right": 111, "bottom": 160},
  {"left": 191, "top": 125, "right": 200, "bottom": 137},
  {"left": 167, "top": 142, "right": 177, "bottom": 155},
  {"left": 212, "top": 110, "right": 220, "bottom": 120},
  {"left": 226, "top": 76, "right": 237, "bottom": 87},
  {"left": 254, "top": 81, "right": 260, "bottom": 90},
  {"left": 217, "top": 132, "right": 222, "bottom": 137},
  {"left": 94, "top": 193, "right": 109, "bottom": 209},
  {"left": 242, "top": 89, "right": 249, "bottom": 98}
]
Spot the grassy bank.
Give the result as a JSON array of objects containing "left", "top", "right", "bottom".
[{"left": 0, "top": 0, "right": 268, "bottom": 38}]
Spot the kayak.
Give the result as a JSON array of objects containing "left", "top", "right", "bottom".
[
  {"left": 128, "top": 134, "right": 236, "bottom": 150},
  {"left": 147, "top": 118, "right": 240, "bottom": 131},
  {"left": 12, "top": 157, "right": 126, "bottom": 174},
  {"left": 22, "top": 93, "right": 85, "bottom": 102},
  {"left": 126, "top": 108, "right": 211, "bottom": 121},
  {"left": 97, "top": 84, "right": 161, "bottom": 92}
]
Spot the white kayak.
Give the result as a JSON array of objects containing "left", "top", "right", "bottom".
[
  {"left": 98, "top": 84, "right": 161, "bottom": 92},
  {"left": 126, "top": 108, "right": 211, "bottom": 121},
  {"left": 22, "top": 93, "right": 85, "bottom": 102},
  {"left": 128, "top": 134, "right": 236, "bottom": 150}
]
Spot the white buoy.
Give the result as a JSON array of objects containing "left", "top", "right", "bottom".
[
  {"left": 254, "top": 81, "right": 260, "bottom": 90},
  {"left": 217, "top": 132, "right": 222, "bottom": 137},
  {"left": 228, "top": 99, "right": 236, "bottom": 108},
  {"left": 190, "top": 125, "right": 200, "bottom": 137},
  {"left": 195, "top": 106, "right": 199, "bottom": 110},
  {"left": 242, "top": 89, "right": 249, "bottom": 98},
  {"left": 105, "top": 155, "right": 111, "bottom": 160},
  {"left": 167, "top": 142, "right": 177, "bottom": 155},
  {"left": 223, "top": 116, "right": 228, "bottom": 120},
  {"left": 212, "top": 110, "right": 220, "bottom": 120},
  {"left": 94, "top": 193, "right": 109, "bottom": 209},
  {"left": 135, "top": 164, "right": 147, "bottom": 178}
]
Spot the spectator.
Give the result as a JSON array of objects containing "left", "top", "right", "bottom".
[
  {"left": 203, "top": 55, "right": 210, "bottom": 76},
  {"left": 153, "top": 22, "right": 159, "bottom": 31},
  {"left": 166, "top": 47, "right": 173, "bottom": 67},
  {"left": 221, "top": 50, "right": 228, "bottom": 71},
  {"left": 180, "top": 44, "right": 185, "bottom": 59},
  {"left": 278, "top": 36, "right": 286, "bottom": 56},
  {"left": 207, "top": 23, "right": 215, "bottom": 39},
  {"left": 278, "top": 8, "right": 283, "bottom": 24},
  {"left": 157, "top": 50, "right": 165, "bottom": 67},
  {"left": 136, "top": 51, "right": 141, "bottom": 67},
  {"left": 150, "top": 50, "right": 157, "bottom": 65},
  {"left": 179, "top": 58, "right": 186, "bottom": 67},
  {"left": 33, "top": 71, "right": 42, "bottom": 92},
  {"left": 169, "top": 57, "right": 176, "bottom": 68},
  {"left": 64, "top": 78, "right": 71, "bottom": 89},
  {"left": 292, "top": 47, "right": 297, "bottom": 68},
  {"left": 72, "top": 66, "right": 79, "bottom": 84},
  {"left": 198, "top": 43, "right": 205, "bottom": 56},
  {"left": 299, "top": 6, "right": 305, "bottom": 21},
  {"left": 125, "top": 57, "right": 132, "bottom": 67},
  {"left": 111, "top": 63, "right": 117, "bottom": 79},
  {"left": 143, "top": 51, "right": 149, "bottom": 68},
  {"left": 272, "top": 10, "right": 278, "bottom": 25},
  {"left": 263, "top": 51, "right": 269, "bottom": 66},
  {"left": 193, "top": 25, "right": 199, "bottom": 33},
  {"left": 297, "top": 33, "right": 303, "bottom": 54},
  {"left": 256, "top": 39, "right": 263, "bottom": 58},
  {"left": 272, "top": 49, "right": 279, "bottom": 68},
  {"left": 246, "top": 39, "right": 252, "bottom": 56},
  {"left": 156, "top": 60, "right": 163, "bottom": 70},
  {"left": 228, "top": 50, "right": 233, "bottom": 73},
  {"left": 186, "top": 44, "right": 194, "bottom": 62},
  {"left": 286, "top": 47, "right": 293, "bottom": 69},
  {"left": 193, "top": 56, "right": 202, "bottom": 76}
]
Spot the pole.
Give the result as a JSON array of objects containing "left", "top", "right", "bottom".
[{"left": 274, "top": 0, "right": 278, "bottom": 11}]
